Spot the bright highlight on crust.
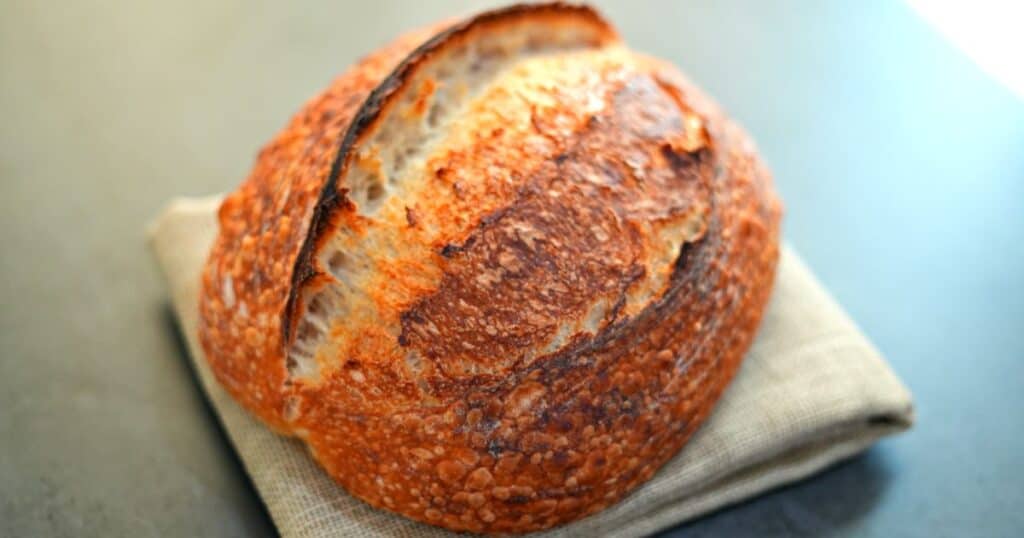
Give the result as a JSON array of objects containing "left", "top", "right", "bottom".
[{"left": 198, "top": 3, "right": 782, "bottom": 533}]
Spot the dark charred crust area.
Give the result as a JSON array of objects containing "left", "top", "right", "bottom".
[
  {"left": 404, "top": 205, "right": 420, "bottom": 227},
  {"left": 439, "top": 236, "right": 477, "bottom": 259},
  {"left": 398, "top": 74, "right": 712, "bottom": 382},
  {"left": 282, "top": 2, "right": 616, "bottom": 345}
]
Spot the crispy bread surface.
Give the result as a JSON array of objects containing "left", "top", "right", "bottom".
[{"left": 199, "top": 3, "right": 781, "bottom": 532}]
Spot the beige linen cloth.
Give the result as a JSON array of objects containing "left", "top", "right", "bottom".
[{"left": 149, "top": 195, "right": 913, "bottom": 538}]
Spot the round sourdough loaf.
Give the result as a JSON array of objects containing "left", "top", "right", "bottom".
[{"left": 198, "top": 2, "right": 781, "bottom": 533}]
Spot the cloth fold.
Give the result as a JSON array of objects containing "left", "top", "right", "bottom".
[{"left": 148, "top": 195, "right": 912, "bottom": 538}]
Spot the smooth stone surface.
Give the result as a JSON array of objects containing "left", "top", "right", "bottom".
[{"left": 1, "top": 1, "right": 1021, "bottom": 536}]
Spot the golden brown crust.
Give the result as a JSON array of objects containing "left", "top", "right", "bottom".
[
  {"left": 399, "top": 74, "right": 711, "bottom": 383},
  {"left": 197, "top": 20, "right": 446, "bottom": 430},
  {"left": 199, "top": 2, "right": 781, "bottom": 533},
  {"left": 288, "top": 3, "right": 617, "bottom": 347}
]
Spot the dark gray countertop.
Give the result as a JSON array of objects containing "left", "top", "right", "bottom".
[{"left": 2, "top": 1, "right": 1021, "bottom": 536}]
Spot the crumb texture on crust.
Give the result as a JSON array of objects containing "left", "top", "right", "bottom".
[{"left": 198, "top": 2, "right": 781, "bottom": 533}]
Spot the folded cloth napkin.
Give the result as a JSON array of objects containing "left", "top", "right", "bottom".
[{"left": 148, "top": 195, "right": 913, "bottom": 538}]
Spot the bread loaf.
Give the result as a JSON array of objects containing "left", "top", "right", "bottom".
[{"left": 198, "top": 3, "right": 781, "bottom": 533}]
